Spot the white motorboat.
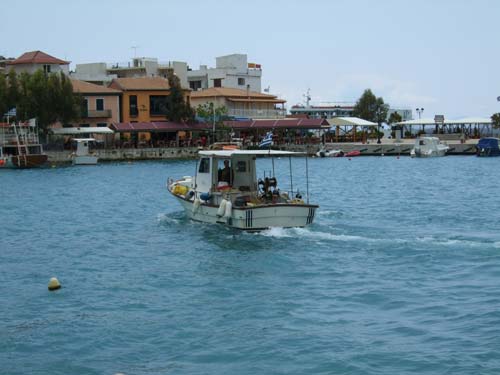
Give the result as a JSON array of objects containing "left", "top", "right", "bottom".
[
  {"left": 72, "top": 138, "right": 98, "bottom": 165},
  {"left": 167, "top": 150, "right": 319, "bottom": 230},
  {"left": 316, "top": 148, "right": 344, "bottom": 157},
  {"left": 410, "top": 137, "right": 449, "bottom": 158}
]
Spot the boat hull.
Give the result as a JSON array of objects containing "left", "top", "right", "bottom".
[
  {"left": 0, "top": 154, "right": 48, "bottom": 168},
  {"left": 73, "top": 155, "right": 98, "bottom": 165},
  {"left": 172, "top": 193, "right": 318, "bottom": 230},
  {"left": 410, "top": 148, "right": 447, "bottom": 158}
]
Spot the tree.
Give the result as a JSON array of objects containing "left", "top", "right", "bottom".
[
  {"left": 5, "top": 69, "right": 80, "bottom": 134},
  {"left": 166, "top": 70, "right": 195, "bottom": 123},
  {"left": 195, "top": 102, "right": 229, "bottom": 142},
  {"left": 388, "top": 111, "right": 402, "bottom": 125},
  {"left": 353, "top": 89, "right": 389, "bottom": 143},
  {"left": 0, "top": 73, "right": 7, "bottom": 117},
  {"left": 352, "top": 89, "right": 389, "bottom": 123},
  {"left": 195, "top": 102, "right": 228, "bottom": 123},
  {"left": 6, "top": 69, "right": 19, "bottom": 110},
  {"left": 491, "top": 113, "right": 500, "bottom": 129}
]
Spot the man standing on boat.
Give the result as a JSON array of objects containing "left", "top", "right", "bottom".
[{"left": 219, "top": 160, "right": 231, "bottom": 184}]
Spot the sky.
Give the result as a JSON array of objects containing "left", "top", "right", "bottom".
[{"left": 1, "top": 0, "right": 499, "bottom": 119}]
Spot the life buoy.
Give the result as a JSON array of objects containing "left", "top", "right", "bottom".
[{"left": 0, "top": 159, "right": 5, "bottom": 166}]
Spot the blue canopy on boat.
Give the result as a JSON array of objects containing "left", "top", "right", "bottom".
[{"left": 477, "top": 138, "right": 500, "bottom": 150}]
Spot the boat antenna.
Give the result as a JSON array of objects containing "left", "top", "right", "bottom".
[{"left": 305, "top": 154, "right": 310, "bottom": 204}]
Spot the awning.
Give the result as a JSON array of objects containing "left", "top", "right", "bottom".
[
  {"left": 110, "top": 122, "right": 212, "bottom": 132},
  {"left": 51, "top": 127, "right": 114, "bottom": 135},
  {"left": 223, "top": 118, "right": 330, "bottom": 130},
  {"left": 327, "top": 117, "right": 378, "bottom": 127},
  {"left": 396, "top": 117, "right": 493, "bottom": 126}
]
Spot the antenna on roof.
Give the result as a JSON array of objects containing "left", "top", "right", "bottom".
[
  {"left": 264, "top": 86, "right": 270, "bottom": 93},
  {"left": 303, "top": 89, "right": 311, "bottom": 107},
  {"left": 131, "top": 45, "right": 139, "bottom": 58}
]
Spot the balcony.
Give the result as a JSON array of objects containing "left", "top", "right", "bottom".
[
  {"left": 227, "top": 108, "right": 287, "bottom": 119},
  {"left": 86, "top": 109, "right": 112, "bottom": 118}
]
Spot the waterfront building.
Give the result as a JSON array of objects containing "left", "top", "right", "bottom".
[
  {"left": 290, "top": 104, "right": 412, "bottom": 122},
  {"left": 290, "top": 104, "right": 355, "bottom": 119},
  {"left": 187, "top": 54, "right": 262, "bottom": 92},
  {"left": 6, "top": 50, "right": 69, "bottom": 75},
  {"left": 190, "top": 87, "right": 286, "bottom": 119},
  {"left": 72, "top": 57, "right": 188, "bottom": 88},
  {"left": 108, "top": 77, "right": 190, "bottom": 123},
  {"left": 70, "top": 80, "right": 121, "bottom": 128}
]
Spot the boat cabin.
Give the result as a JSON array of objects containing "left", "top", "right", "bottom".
[
  {"left": 73, "top": 138, "right": 96, "bottom": 156},
  {"left": 193, "top": 150, "right": 308, "bottom": 206}
]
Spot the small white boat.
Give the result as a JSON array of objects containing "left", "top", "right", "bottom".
[
  {"left": 410, "top": 137, "right": 449, "bottom": 158},
  {"left": 167, "top": 150, "right": 319, "bottom": 230},
  {"left": 72, "top": 138, "right": 98, "bottom": 165},
  {"left": 316, "top": 148, "right": 344, "bottom": 157}
]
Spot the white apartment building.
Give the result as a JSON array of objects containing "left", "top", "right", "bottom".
[
  {"left": 187, "top": 54, "right": 262, "bottom": 92},
  {"left": 72, "top": 57, "right": 188, "bottom": 88}
]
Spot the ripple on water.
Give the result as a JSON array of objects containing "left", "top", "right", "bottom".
[{"left": 1, "top": 157, "right": 500, "bottom": 374}]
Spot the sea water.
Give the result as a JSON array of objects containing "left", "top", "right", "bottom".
[{"left": 1, "top": 156, "right": 500, "bottom": 374}]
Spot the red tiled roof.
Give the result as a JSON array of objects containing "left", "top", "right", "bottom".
[
  {"left": 7, "top": 50, "right": 69, "bottom": 65},
  {"left": 71, "top": 79, "right": 121, "bottom": 94},
  {"left": 109, "top": 77, "right": 170, "bottom": 91},
  {"left": 110, "top": 122, "right": 211, "bottom": 132},
  {"left": 191, "top": 87, "right": 282, "bottom": 100},
  {"left": 223, "top": 118, "right": 330, "bottom": 130}
]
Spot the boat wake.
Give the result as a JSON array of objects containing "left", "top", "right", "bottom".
[
  {"left": 156, "top": 212, "right": 186, "bottom": 226},
  {"left": 256, "top": 227, "right": 500, "bottom": 250}
]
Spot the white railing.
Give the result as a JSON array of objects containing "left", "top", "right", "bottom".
[{"left": 227, "top": 109, "right": 287, "bottom": 119}]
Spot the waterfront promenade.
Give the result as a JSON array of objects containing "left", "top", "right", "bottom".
[{"left": 45, "top": 138, "right": 479, "bottom": 163}]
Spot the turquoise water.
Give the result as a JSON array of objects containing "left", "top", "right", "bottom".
[{"left": 1, "top": 156, "right": 500, "bottom": 374}]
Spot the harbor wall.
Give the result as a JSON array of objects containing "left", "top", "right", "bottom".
[
  {"left": 46, "top": 142, "right": 478, "bottom": 163},
  {"left": 46, "top": 147, "right": 200, "bottom": 163}
]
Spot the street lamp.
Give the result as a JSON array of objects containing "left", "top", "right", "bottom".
[{"left": 416, "top": 107, "right": 424, "bottom": 119}]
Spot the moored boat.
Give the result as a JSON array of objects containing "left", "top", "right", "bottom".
[
  {"left": 316, "top": 148, "right": 344, "bottom": 157},
  {"left": 476, "top": 137, "right": 500, "bottom": 157},
  {"left": 167, "top": 150, "right": 319, "bottom": 230},
  {"left": 0, "top": 121, "right": 48, "bottom": 169},
  {"left": 410, "top": 136, "right": 449, "bottom": 158},
  {"left": 71, "top": 138, "right": 99, "bottom": 165}
]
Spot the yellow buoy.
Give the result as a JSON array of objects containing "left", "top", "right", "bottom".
[{"left": 48, "top": 277, "right": 61, "bottom": 291}]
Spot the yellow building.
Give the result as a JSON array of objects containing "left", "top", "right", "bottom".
[
  {"left": 190, "top": 87, "right": 286, "bottom": 119},
  {"left": 108, "top": 77, "right": 191, "bottom": 123}
]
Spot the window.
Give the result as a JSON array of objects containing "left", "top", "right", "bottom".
[
  {"left": 81, "top": 99, "right": 88, "bottom": 117},
  {"left": 80, "top": 124, "right": 90, "bottom": 128},
  {"left": 150, "top": 95, "right": 169, "bottom": 116},
  {"left": 213, "top": 78, "right": 222, "bottom": 88},
  {"left": 238, "top": 78, "right": 245, "bottom": 86},
  {"left": 43, "top": 64, "right": 51, "bottom": 73},
  {"left": 129, "top": 95, "right": 138, "bottom": 116},
  {"left": 97, "top": 123, "right": 107, "bottom": 127},
  {"left": 189, "top": 80, "right": 202, "bottom": 90},
  {"left": 96, "top": 98, "right": 104, "bottom": 111},
  {"left": 236, "top": 161, "right": 246, "bottom": 172},
  {"left": 198, "top": 158, "right": 210, "bottom": 173}
]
